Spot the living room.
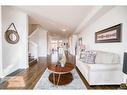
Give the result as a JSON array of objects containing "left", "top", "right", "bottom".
[{"left": 0, "top": 2, "right": 127, "bottom": 95}]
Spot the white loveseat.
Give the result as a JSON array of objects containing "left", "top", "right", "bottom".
[{"left": 76, "top": 50, "right": 122, "bottom": 85}]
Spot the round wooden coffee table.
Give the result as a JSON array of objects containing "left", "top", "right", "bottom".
[{"left": 48, "top": 63, "right": 74, "bottom": 86}]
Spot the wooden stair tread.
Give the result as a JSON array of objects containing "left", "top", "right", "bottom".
[{"left": 29, "top": 59, "right": 37, "bottom": 66}]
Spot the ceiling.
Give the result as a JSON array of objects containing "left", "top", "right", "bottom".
[
  {"left": 14, "top": 6, "right": 113, "bottom": 38},
  {"left": 15, "top": 6, "right": 113, "bottom": 38}
]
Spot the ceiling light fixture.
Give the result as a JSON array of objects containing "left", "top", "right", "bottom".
[{"left": 62, "top": 28, "right": 66, "bottom": 32}]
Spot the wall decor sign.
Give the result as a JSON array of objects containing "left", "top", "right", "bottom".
[
  {"left": 5, "top": 23, "right": 20, "bottom": 44},
  {"left": 95, "top": 24, "right": 122, "bottom": 43}
]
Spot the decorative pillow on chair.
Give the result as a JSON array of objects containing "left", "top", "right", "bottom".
[{"left": 82, "top": 51, "right": 96, "bottom": 64}]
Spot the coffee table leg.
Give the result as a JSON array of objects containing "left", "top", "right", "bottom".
[
  {"left": 53, "top": 73, "right": 55, "bottom": 85},
  {"left": 57, "top": 74, "right": 61, "bottom": 86}
]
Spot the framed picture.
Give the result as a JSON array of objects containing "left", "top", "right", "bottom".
[{"left": 95, "top": 24, "right": 122, "bottom": 43}]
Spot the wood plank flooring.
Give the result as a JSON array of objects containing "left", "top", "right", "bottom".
[
  {"left": 0, "top": 57, "right": 47, "bottom": 89},
  {"left": 0, "top": 53, "right": 120, "bottom": 89}
]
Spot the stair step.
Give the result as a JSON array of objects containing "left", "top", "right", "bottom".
[
  {"left": 29, "top": 56, "right": 34, "bottom": 58},
  {"left": 29, "top": 58, "right": 35, "bottom": 62},
  {"left": 29, "top": 59, "right": 35, "bottom": 62},
  {"left": 29, "top": 59, "right": 37, "bottom": 66}
]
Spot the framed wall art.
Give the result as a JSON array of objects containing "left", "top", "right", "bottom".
[{"left": 95, "top": 24, "right": 122, "bottom": 43}]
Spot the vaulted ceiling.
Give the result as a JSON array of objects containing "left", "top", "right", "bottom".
[{"left": 15, "top": 6, "right": 114, "bottom": 38}]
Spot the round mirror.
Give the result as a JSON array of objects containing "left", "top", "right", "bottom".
[
  {"left": 5, "top": 30, "right": 20, "bottom": 44},
  {"left": 9, "top": 33, "right": 17, "bottom": 41}
]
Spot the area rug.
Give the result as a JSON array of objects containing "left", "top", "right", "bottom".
[{"left": 34, "top": 69, "right": 86, "bottom": 90}]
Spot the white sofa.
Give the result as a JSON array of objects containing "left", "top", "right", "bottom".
[{"left": 76, "top": 50, "right": 122, "bottom": 85}]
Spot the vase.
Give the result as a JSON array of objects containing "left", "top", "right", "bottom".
[{"left": 61, "top": 63, "right": 65, "bottom": 67}]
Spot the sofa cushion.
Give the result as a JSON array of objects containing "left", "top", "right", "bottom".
[
  {"left": 95, "top": 51, "right": 114, "bottom": 64},
  {"left": 112, "top": 54, "right": 120, "bottom": 64},
  {"left": 87, "top": 64, "right": 122, "bottom": 71},
  {"left": 81, "top": 51, "right": 96, "bottom": 64}
]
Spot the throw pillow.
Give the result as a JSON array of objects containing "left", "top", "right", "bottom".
[{"left": 82, "top": 51, "right": 96, "bottom": 64}]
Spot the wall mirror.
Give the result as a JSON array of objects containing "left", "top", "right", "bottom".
[{"left": 5, "top": 23, "right": 20, "bottom": 44}]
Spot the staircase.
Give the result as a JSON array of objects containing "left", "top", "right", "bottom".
[
  {"left": 28, "top": 24, "right": 39, "bottom": 66},
  {"left": 29, "top": 53, "right": 37, "bottom": 66}
]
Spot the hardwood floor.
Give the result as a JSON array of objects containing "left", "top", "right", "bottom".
[
  {"left": 0, "top": 53, "right": 120, "bottom": 89},
  {"left": 0, "top": 57, "right": 47, "bottom": 89}
]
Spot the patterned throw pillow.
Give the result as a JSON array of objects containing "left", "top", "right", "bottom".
[{"left": 82, "top": 51, "right": 96, "bottom": 64}]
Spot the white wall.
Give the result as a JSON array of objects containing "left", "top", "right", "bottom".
[
  {"left": 1, "top": 6, "right": 28, "bottom": 77},
  {"left": 0, "top": 6, "right": 2, "bottom": 78},
  {"left": 78, "top": 6, "right": 127, "bottom": 82},
  {"left": 29, "top": 26, "right": 48, "bottom": 57},
  {"left": 47, "top": 35, "right": 50, "bottom": 55},
  {"left": 68, "top": 34, "right": 77, "bottom": 55}
]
